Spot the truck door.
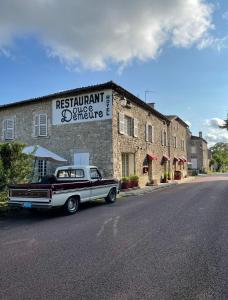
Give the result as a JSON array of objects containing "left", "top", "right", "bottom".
[{"left": 90, "top": 168, "right": 108, "bottom": 199}]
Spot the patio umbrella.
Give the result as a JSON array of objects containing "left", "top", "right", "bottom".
[{"left": 22, "top": 145, "right": 67, "bottom": 162}]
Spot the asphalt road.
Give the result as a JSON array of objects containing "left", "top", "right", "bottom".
[{"left": 1, "top": 174, "right": 228, "bottom": 300}]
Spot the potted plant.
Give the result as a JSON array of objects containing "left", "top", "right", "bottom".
[
  {"left": 162, "top": 173, "right": 168, "bottom": 183},
  {"left": 129, "top": 175, "right": 139, "bottom": 188},
  {"left": 167, "top": 172, "right": 171, "bottom": 180},
  {"left": 121, "top": 177, "right": 129, "bottom": 189}
]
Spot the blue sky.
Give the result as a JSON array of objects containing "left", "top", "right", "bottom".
[{"left": 0, "top": 0, "right": 228, "bottom": 145}]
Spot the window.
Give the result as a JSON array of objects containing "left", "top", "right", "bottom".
[
  {"left": 124, "top": 116, "right": 133, "bottom": 136},
  {"left": 90, "top": 168, "right": 101, "bottom": 179},
  {"left": 161, "top": 129, "right": 167, "bottom": 146},
  {"left": 3, "top": 119, "right": 14, "bottom": 140},
  {"left": 34, "top": 114, "right": 48, "bottom": 137},
  {"left": 119, "top": 113, "right": 138, "bottom": 137},
  {"left": 173, "top": 136, "right": 177, "bottom": 148},
  {"left": 191, "top": 145, "right": 196, "bottom": 154},
  {"left": 57, "top": 169, "right": 85, "bottom": 178},
  {"left": 145, "top": 124, "right": 154, "bottom": 143},
  {"left": 38, "top": 160, "right": 47, "bottom": 180},
  {"left": 122, "top": 153, "right": 135, "bottom": 177}
]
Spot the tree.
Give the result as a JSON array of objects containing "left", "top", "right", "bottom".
[
  {"left": 0, "top": 142, "right": 33, "bottom": 191},
  {"left": 219, "top": 116, "right": 228, "bottom": 130},
  {"left": 210, "top": 143, "right": 228, "bottom": 171}
]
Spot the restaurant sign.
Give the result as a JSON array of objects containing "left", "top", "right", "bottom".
[{"left": 52, "top": 90, "right": 112, "bottom": 125}]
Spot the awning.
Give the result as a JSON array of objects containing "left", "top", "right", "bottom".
[
  {"left": 173, "top": 156, "right": 179, "bottom": 162},
  {"left": 147, "top": 154, "right": 158, "bottom": 161},
  {"left": 162, "top": 155, "right": 170, "bottom": 161},
  {"left": 179, "top": 158, "right": 184, "bottom": 163},
  {"left": 23, "top": 145, "right": 67, "bottom": 162},
  {"left": 179, "top": 157, "right": 187, "bottom": 163}
]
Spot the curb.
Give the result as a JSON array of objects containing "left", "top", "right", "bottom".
[{"left": 118, "top": 182, "right": 177, "bottom": 198}]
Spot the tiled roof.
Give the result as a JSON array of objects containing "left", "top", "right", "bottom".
[{"left": 0, "top": 81, "right": 170, "bottom": 122}]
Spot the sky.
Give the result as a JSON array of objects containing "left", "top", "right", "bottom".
[{"left": 0, "top": 0, "right": 228, "bottom": 146}]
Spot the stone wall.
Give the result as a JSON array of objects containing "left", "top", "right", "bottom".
[
  {"left": 112, "top": 91, "right": 170, "bottom": 186},
  {"left": 0, "top": 99, "right": 114, "bottom": 177},
  {"left": 168, "top": 118, "right": 188, "bottom": 178}
]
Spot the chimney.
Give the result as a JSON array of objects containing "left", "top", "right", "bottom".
[
  {"left": 199, "top": 131, "right": 203, "bottom": 138},
  {"left": 148, "top": 102, "right": 155, "bottom": 109}
]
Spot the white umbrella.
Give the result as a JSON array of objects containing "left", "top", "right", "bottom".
[{"left": 23, "top": 145, "right": 67, "bottom": 162}]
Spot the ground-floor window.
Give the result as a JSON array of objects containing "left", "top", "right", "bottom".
[
  {"left": 121, "top": 153, "right": 135, "bottom": 177},
  {"left": 38, "top": 160, "right": 47, "bottom": 179}
]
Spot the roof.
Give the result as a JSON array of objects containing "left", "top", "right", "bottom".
[
  {"left": 0, "top": 81, "right": 169, "bottom": 123},
  {"left": 166, "top": 115, "right": 189, "bottom": 128},
  {"left": 191, "top": 135, "right": 208, "bottom": 144}
]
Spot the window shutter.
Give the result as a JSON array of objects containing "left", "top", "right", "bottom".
[
  {"left": 39, "top": 114, "right": 47, "bottom": 136},
  {"left": 119, "top": 113, "right": 125, "bottom": 134},
  {"left": 3, "top": 120, "right": 7, "bottom": 139},
  {"left": 4, "top": 119, "right": 14, "bottom": 140},
  {"left": 145, "top": 124, "right": 149, "bottom": 141},
  {"left": 34, "top": 115, "right": 39, "bottom": 137},
  {"left": 152, "top": 126, "right": 155, "bottom": 143},
  {"left": 133, "top": 118, "right": 138, "bottom": 137}
]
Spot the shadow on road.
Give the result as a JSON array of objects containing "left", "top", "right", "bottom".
[{"left": 0, "top": 200, "right": 107, "bottom": 227}]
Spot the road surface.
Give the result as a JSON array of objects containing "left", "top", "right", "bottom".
[{"left": 1, "top": 174, "right": 228, "bottom": 299}]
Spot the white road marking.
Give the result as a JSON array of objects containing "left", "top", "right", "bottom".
[
  {"left": 97, "top": 217, "right": 113, "bottom": 237},
  {"left": 113, "top": 216, "right": 120, "bottom": 237}
]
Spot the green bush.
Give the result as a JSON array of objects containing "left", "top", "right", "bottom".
[
  {"left": 121, "top": 176, "right": 129, "bottom": 182},
  {"left": 0, "top": 191, "right": 8, "bottom": 203},
  {"left": 129, "top": 175, "right": 139, "bottom": 181},
  {"left": 0, "top": 142, "right": 33, "bottom": 191}
]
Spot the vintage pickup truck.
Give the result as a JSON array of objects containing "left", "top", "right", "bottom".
[{"left": 8, "top": 165, "right": 119, "bottom": 214}]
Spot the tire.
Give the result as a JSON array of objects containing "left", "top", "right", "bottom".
[
  {"left": 105, "top": 188, "right": 117, "bottom": 204},
  {"left": 64, "top": 197, "right": 79, "bottom": 215}
]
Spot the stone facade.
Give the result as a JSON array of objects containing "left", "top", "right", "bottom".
[
  {"left": 188, "top": 132, "right": 209, "bottom": 173},
  {"left": 112, "top": 91, "right": 170, "bottom": 186},
  {"left": 0, "top": 81, "right": 190, "bottom": 186},
  {"left": 166, "top": 116, "right": 188, "bottom": 179}
]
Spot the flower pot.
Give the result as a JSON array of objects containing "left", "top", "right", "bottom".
[{"left": 121, "top": 181, "right": 129, "bottom": 189}]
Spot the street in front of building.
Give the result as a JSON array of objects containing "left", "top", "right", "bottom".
[{"left": 1, "top": 174, "right": 228, "bottom": 299}]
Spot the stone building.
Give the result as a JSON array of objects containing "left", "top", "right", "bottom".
[
  {"left": 188, "top": 132, "right": 209, "bottom": 173},
  {"left": 0, "top": 81, "right": 189, "bottom": 186},
  {"left": 166, "top": 116, "right": 189, "bottom": 179}
]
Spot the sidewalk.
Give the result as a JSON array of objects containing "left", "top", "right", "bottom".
[{"left": 118, "top": 176, "right": 196, "bottom": 198}]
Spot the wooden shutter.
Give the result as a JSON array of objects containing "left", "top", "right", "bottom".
[
  {"left": 145, "top": 124, "right": 149, "bottom": 142},
  {"left": 119, "top": 113, "right": 125, "bottom": 134},
  {"left": 39, "top": 114, "right": 47, "bottom": 136},
  {"left": 133, "top": 118, "right": 138, "bottom": 137},
  {"left": 4, "top": 119, "right": 14, "bottom": 140},
  {"left": 3, "top": 120, "right": 7, "bottom": 139},
  {"left": 34, "top": 115, "right": 39, "bottom": 137},
  {"left": 152, "top": 126, "right": 155, "bottom": 143}
]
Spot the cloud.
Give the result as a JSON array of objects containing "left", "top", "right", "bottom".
[
  {"left": 204, "top": 117, "right": 228, "bottom": 146},
  {"left": 0, "top": 0, "right": 214, "bottom": 70},
  {"left": 198, "top": 35, "right": 228, "bottom": 51},
  {"left": 222, "top": 10, "right": 228, "bottom": 22}
]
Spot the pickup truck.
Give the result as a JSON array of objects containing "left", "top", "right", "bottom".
[{"left": 8, "top": 165, "right": 119, "bottom": 215}]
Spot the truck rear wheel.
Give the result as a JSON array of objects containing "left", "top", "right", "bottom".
[
  {"left": 105, "top": 188, "right": 117, "bottom": 204},
  {"left": 64, "top": 197, "right": 79, "bottom": 215}
]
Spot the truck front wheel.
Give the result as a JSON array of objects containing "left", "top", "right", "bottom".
[
  {"left": 105, "top": 188, "right": 117, "bottom": 204},
  {"left": 64, "top": 197, "right": 79, "bottom": 215}
]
